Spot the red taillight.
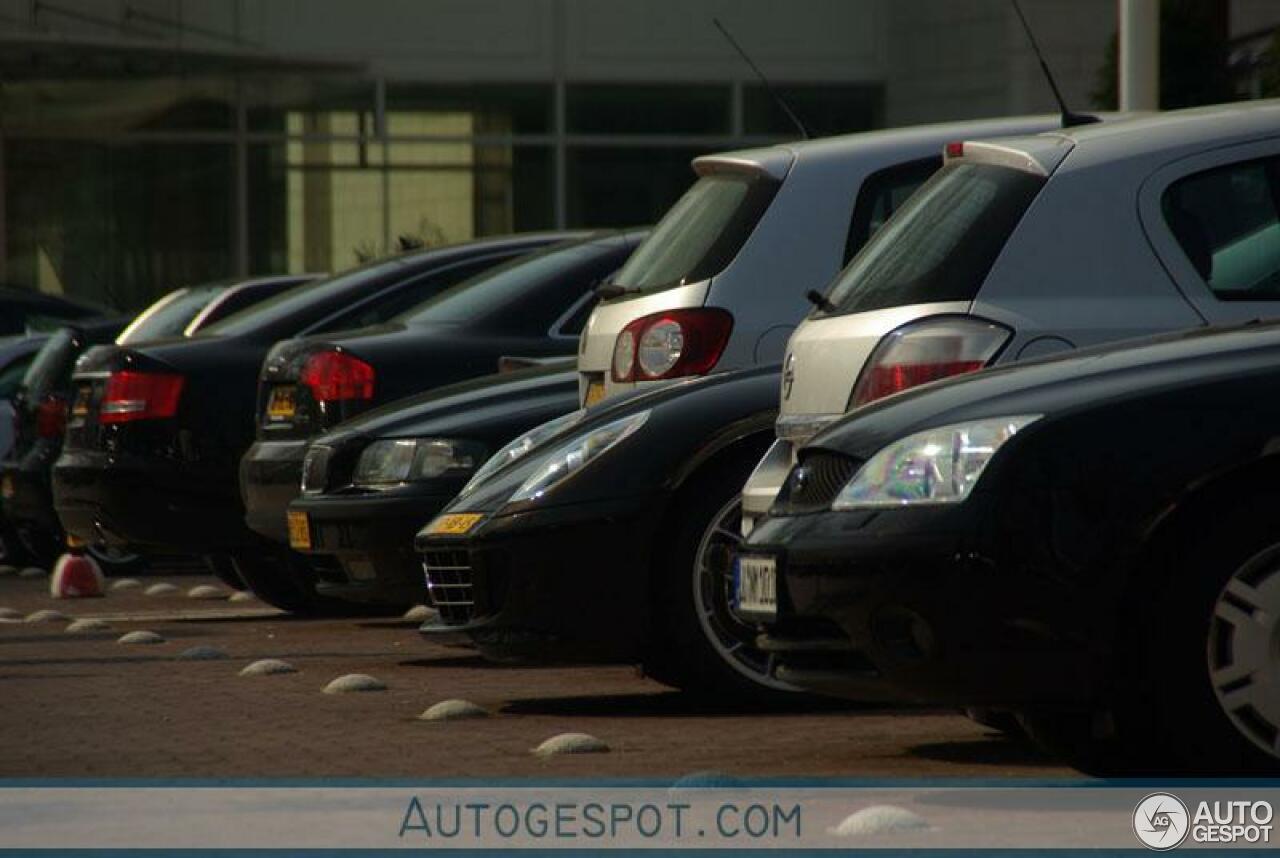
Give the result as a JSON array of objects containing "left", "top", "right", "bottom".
[
  {"left": 35, "top": 395, "right": 67, "bottom": 439},
  {"left": 300, "top": 350, "right": 375, "bottom": 403},
  {"left": 611, "top": 309, "right": 733, "bottom": 383},
  {"left": 944, "top": 140, "right": 965, "bottom": 159},
  {"left": 849, "top": 317, "right": 1011, "bottom": 408},
  {"left": 100, "top": 371, "right": 185, "bottom": 423}
]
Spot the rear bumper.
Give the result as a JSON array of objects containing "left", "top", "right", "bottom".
[
  {"left": 1, "top": 450, "right": 62, "bottom": 553},
  {"left": 239, "top": 440, "right": 307, "bottom": 545},
  {"left": 415, "top": 496, "right": 662, "bottom": 663},
  {"left": 290, "top": 487, "right": 456, "bottom": 607},
  {"left": 53, "top": 450, "right": 247, "bottom": 551}
]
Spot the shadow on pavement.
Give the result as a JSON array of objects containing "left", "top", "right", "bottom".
[{"left": 500, "top": 690, "right": 875, "bottom": 718}]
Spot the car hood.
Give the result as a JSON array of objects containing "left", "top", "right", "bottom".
[
  {"left": 809, "top": 319, "right": 1280, "bottom": 460},
  {"left": 317, "top": 361, "right": 578, "bottom": 445}
]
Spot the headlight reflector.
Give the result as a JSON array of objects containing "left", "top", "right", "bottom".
[
  {"left": 832, "top": 415, "right": 1039, "bottom": 509},
  {"left": 459, "top": 409, "right": 586, "bottom": 497},
  {"left": 509, "top": 411, "right": 649, "bottom": 503},
  {"left": 353, "top": 438, "right": 481, "bottom": 486}
]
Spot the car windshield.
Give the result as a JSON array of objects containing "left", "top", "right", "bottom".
[
  {"left": 610, "top": 172, "right": 778, "bottom": 294},
  {"left": 116, "top": 287, "right": 223, "bottom": 344},
  {"left": 396, "top": 239, "right": 590, "bottom": 325},
  {"left": 821, "top": 162, "right": 1045, "bottom": 316}
]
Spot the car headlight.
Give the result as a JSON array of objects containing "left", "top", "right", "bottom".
[
  {"left": 831, "top": 415, "right": 1039, "bottom": 509},
  {"left": 458, "top": 409, "right": 587, "bottom": 498},
  {"left": 353, "top": 438, "right": 483, "bottom": 487},
  {"left": 509, "top": 411, "right": 649, "bottom": 503}
]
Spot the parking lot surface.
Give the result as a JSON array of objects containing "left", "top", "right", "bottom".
[{"left": 0, "top": 570, "right": 1075, "bottom": 779}]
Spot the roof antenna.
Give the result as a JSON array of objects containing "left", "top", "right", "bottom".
[
  {"left": 1010, "top": 0, "right": 1100, "bottom": 128},
  {"left": 713, "top": 18, "right": 811, "bottom": 140}
]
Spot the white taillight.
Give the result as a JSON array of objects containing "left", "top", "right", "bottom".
[
  {"left": 849, "top": 317, "right": 1012, "bottom": 409},
  {"left": 636, "top": 318, "right": 684, "bottom": 378}
]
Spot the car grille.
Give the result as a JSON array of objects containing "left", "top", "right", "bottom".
[
  {"left": 422, "top": 548, "right": 474, "bottom": 625},
  {"left": 771, "top": 450, "right": 862, "bottom": 515}
]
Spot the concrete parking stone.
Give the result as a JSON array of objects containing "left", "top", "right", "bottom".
[
  {"left": 110, "top": 578, "right": 142, "bottom": 591},
  {"left": 144, "top": 583, "right": 178, "bottom": 596},
  {"left": 420, "top": 699, "right": 489, "bottom": 721},
  {"left": 66, "top": 618, "right": 111, "bottom": 633},
  {"left": 19, "top": 567, "right": 46, "bottom": 579},
  {"left": 403, "top": 605, "right": 435, "bottom": 622},
  {"left": 532, "top": 732, "right": 610, "bottom": 757},
  {"left": 25, "top": 609, "right": 70, "bottom": 623},
  {"left": 323, "top": 673, "right": 386, "bottom": 694},
  {"left": 187, "top": 585, "right": 226, "bottom": 600},
  {"left": 0, "top": 607, "right": 21, "bottom": 620},
  {"left": 117, "top": 630, "right": 166, "bottom": 645},
  {"left": 177, "top": 645, "right": 228, "bottom": 661},
  {"left": 828, "top": 805, "right": 930, "bottom": 837},
  {"left": 239, "top": 659, "right": 297, "bottom": 676},
  {"left": 228, "top": 591, "right": 256, "bottom": 603}
]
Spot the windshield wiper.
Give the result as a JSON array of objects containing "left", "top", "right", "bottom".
[
  {"left": 595, "top": 283, "right": 643, "bottom": 300},
  {"left": 806, "top": 289, "right": 837, "bottom": 313}
]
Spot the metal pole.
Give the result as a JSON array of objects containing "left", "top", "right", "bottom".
[
  {"left": 552, "top": 0, "right": 567, "bottom": 230},
  {"left": 1119, "top": 0, "right": 1160, "bottom": 111}
]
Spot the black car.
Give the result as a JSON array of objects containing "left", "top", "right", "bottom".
[
  {"left": 2, "top": 319, "right": 126, "bottom": 566},
  {"left": 52, "top": 233, "right": 573, "bottom": 580},
  {"left": 738, "top": 320, "right": 1280, "bottom": 775},
  {"left": 282, "top": 363, "right": 580, "bottom": 610},
  {"left": 116, "top": 275, "right": 318, "bottom": 344},
  {"left": 412, "top": 366, "right": 786, "bottom": 700},
  {"left": 237, "top": 232, "right": 641, "bottom": 611},
  {"left": 0, "top": 286, "right": 107, "bottom": 337}
]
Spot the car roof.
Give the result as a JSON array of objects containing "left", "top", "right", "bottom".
[{"left": 694, "top": 114, "right": 1071, "bottom": 179}]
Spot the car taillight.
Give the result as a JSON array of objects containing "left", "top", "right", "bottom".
[
  {"left": 300, "top": 350, "right": 375, "bottom": 403},
  {"left": 850, "top": 317, "right": 1011, "bottom": 408},
  {"left": 35, "top": 395, "right": 67, "bottom": 439},
  {"left": 100, "top": 371, "right": 185, "bottom": 423},
  {"left": 611, "top": 309, "right": 733, "bottom": 383}
]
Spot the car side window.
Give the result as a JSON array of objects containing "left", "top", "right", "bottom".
[
  {"left": 1162, "top": 157, "right": 1280, "bottom": 299},
  {"left": 844, "top": 156, "right": 942, "bottom": 264},
  {"left": 310, "top": 253, "right": 515, "bottom": 333}
]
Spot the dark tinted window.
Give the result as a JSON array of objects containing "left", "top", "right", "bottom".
[
  {"left": 313, "top": 254, "right": 515, "bottom": 333},
  {"left": 610, "top": 173, "right": 778, "bottom": 294},
  {"left": 192, "top": 278, "right": 307, "bottom": 330},
  {"left": 116, "top": 287, "right": 222, "bottom": 344},
  {"left": 844, "top": 157, "right": 941, "bottom": 264},
  {"left": 399, "top": 239, "right": 629, "bottom": 331},
  {"left": 0, "top": 354, "right": 35, "bottom": 399},
  {"left": 1162, "top": 157, "right": 1280, "bottom": 299},
  {"left": 823, "top": 162, "right": 1044, "bottom": 316},
  {"left": 21, "top": 329, "right": 76, "bottom": 400}
]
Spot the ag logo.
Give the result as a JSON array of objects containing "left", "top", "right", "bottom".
[
  {"left": 1133, "top": 793, "right": 1190, "bottom": 850},
  {"left": 782, "top": 353, "right": 796, "bottom": 400}
]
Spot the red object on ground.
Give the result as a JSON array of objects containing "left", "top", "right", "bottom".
[{"left": 50, "top": 553, "right": 105, "bottom": 598}]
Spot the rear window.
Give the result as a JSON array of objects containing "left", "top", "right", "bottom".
[
  {"left": 21, "top": 329, "right": 76, "bottom": 400},
  {"left": 822, "top": 162, "right": 1045, "bottom": 316},
  {"left": 117, "top": 287, "right": 222, "bottom": 345},
  {"left": 610, "top": 173, "right": 778, "bottom": 295}
]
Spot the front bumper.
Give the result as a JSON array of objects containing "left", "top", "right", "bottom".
[
  {"left": 415, "top": 495, "right": 663, "bottom": 663},
  {"left": 744, "top": 499, "right": 1107, "bottom": 707},
  {"left": 290, "top": 487, "right": 456, "bottom": 607},
  {"left": 53, "top": 450, "right": 246, "bottom": 551},
  {"left": 240, "top": 440, "right": 307, "bottom": 545},
  {"left": 740, "top": 437, "right": 792, "bottom": 536}
]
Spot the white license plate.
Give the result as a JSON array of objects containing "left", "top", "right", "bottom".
[{"left": 734, "top": 554, "right": 777, "bottom": 619}]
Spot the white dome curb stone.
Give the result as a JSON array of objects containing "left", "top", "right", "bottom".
[
  {"left": 66, "top": 618, "right": 111, "bottom": 633},
  {"left": 403, "top": 604, "right": 435, "bottom": 622},
  {"left": 110, "top": 578, "right": 142, "bottom": 591},
  {"left": 531, "top": 733, "right": 610, "bottom": 757},
  {"left": 323, "top": 674, "right": 387, "bottom": 694},
  {"left": 228, "top": 591, "right": 256, "bottom": 603},
  {"left": 827, "top": 806, "right": 929, "bottom": 837},
  {"left": 187, "top": 585, "right": 227, "bottom": 600},
  {"left": 419, "top": 700, "right": 489, "bottom": 721},
  {"left": 144, "top": 583, "right": 179, "bottom": 596},
  {"left": 19, "top": 567, "right": 46, "bottom": 579},
  {"left": 117, "top": 630, "right": 166, "bottom": 645},
  {"left": 178, "top": 645, "right": 229, "bottom": 661},
  {"left": 0, "top": 607, "right": 22, "bottom": 620},
  {"left": 25, "top": 609, "right": 70, "bottom": 623},
  {"left": 239, "top": 659, "right": 297, "bottom": 676}
]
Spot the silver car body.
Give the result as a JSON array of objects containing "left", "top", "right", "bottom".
[
  {"left": 576, "top": 116, "right": 1069, "bottom": 406},
  {"left": 743, "top": 99, "right": 1280, "bottom": 531}
]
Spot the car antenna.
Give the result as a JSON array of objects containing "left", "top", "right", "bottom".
[
  {"left": 1010, "top": 0, "right": 1100, "bottom": 128},
  {"left": 713, "top": 17, "right": 811, "bottom": 140}
]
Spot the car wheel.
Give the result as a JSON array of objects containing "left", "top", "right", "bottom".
[
  {"left": 643, "top": 455, "right": 803, "bottom": 703},
  {"left": 1023, "top": 507, "right": 1280, "bottom": 775},
  {"left": 85, "top": 543, "right": 146, "bottom": 575},
  {"left": 230, "top": 550, "right": 353, "bottom": 617}
]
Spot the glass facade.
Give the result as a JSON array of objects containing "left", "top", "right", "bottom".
[{"left": 1, "top": 73, "right": 883, "bottom": 312}]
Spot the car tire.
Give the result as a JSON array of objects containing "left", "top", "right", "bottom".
[
  {"left": 230, "top": 549, "right": 353, "bottom": 616},
  {"left": 1022, "top": 505, "right": 1280, "bottom": 775},
  {"left": 642, "top": 452, "right": 805, "bottom": 704}
]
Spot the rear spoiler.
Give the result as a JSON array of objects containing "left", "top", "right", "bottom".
[
  {"left": 944, "top": 136, "right": 1074, "bottom": 178},
  {"left": 693, "top": 148, "right": 794, "bottom": 182}
]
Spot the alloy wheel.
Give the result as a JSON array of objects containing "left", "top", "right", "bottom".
[
  {"left": 691, "top": 494, "right": 798, "bottom": 692},
  {"left": 1207, "top": 554, "right": 1280, "bottom": 758}
]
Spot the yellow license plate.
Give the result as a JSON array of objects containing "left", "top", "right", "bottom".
[
  {"left": 267, "top": 386, "right": 297, "bottom": 421},
  {"left": 584, "top": 379, "right": 607, "bottom": 407},
  {"left": 425, "top": 512, "right": 484, "bottom": 536},
  {"left": 286, "top": 510, "right": 311, "bottom": 550},
  {"left": 1, "top": 474, "right": 13, "bottom": 500}
]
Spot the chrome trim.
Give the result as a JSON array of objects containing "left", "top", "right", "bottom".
[{"left": 774, "top": 412, "right": 841, "bottom": 444}]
